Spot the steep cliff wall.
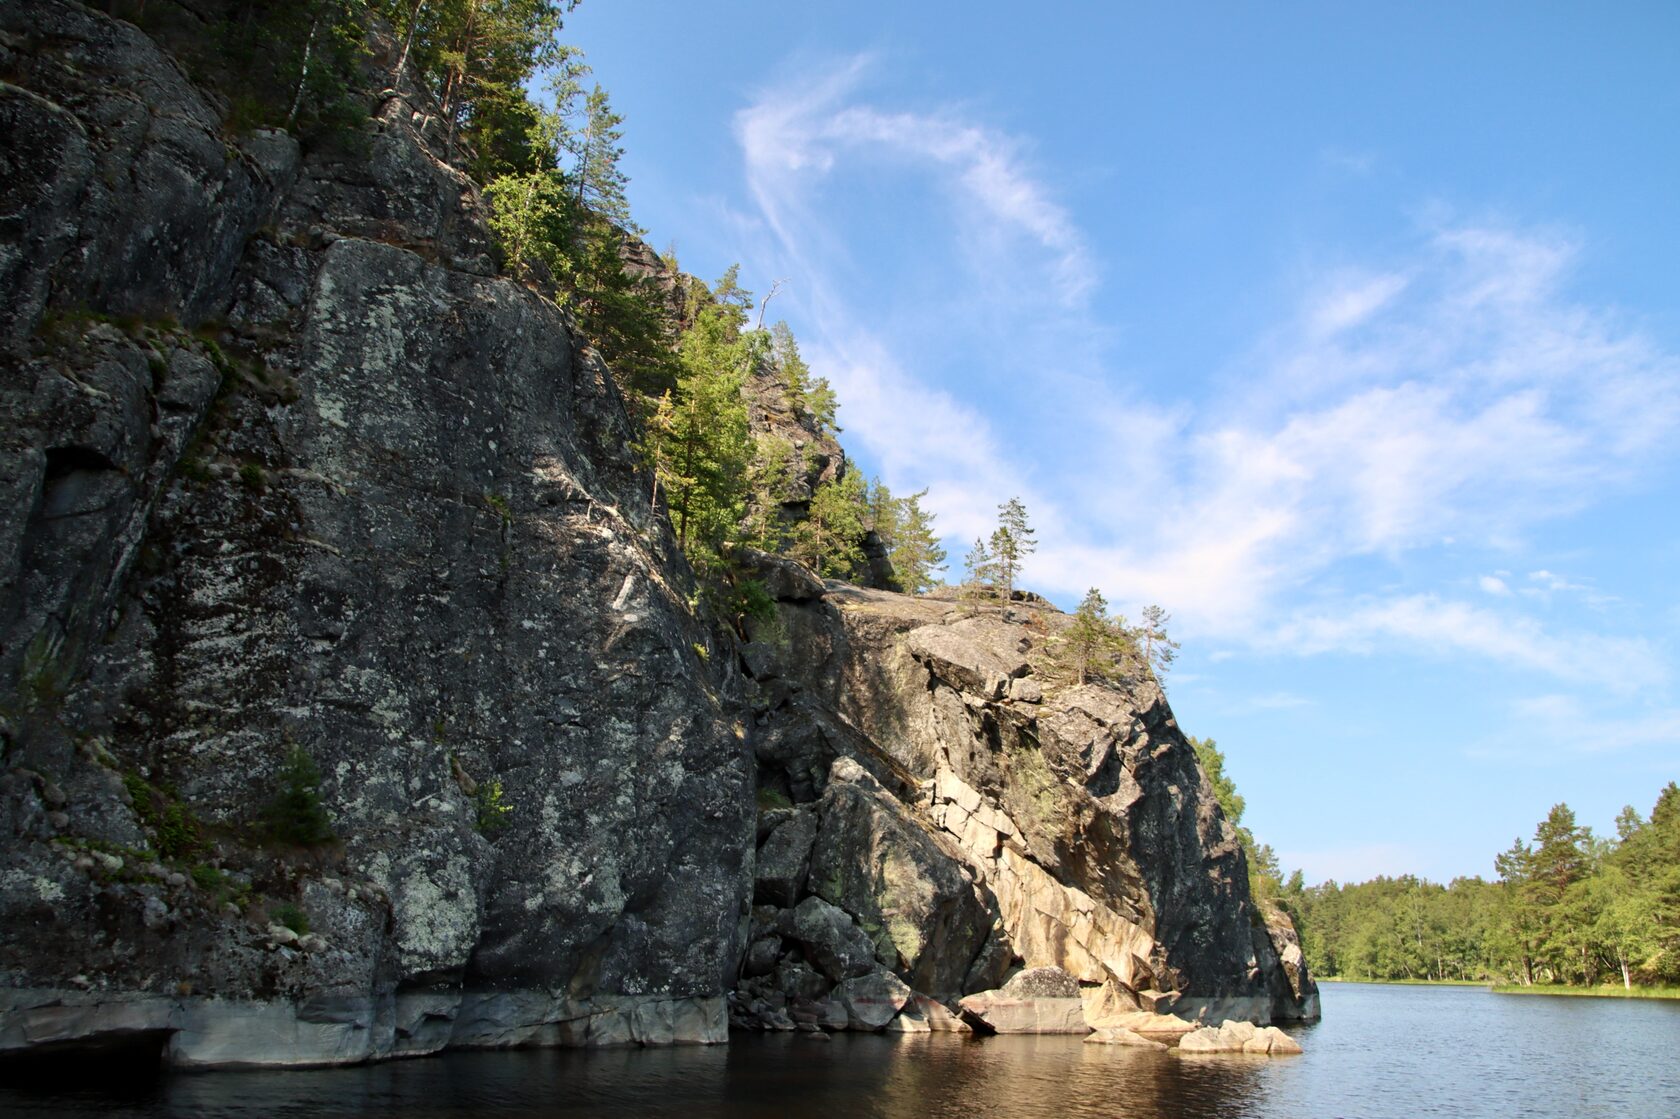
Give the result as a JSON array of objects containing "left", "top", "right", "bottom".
[
  {"left": 1, "top": 0, "right": 750, "bottom": 1066},
  {"left": 0, "top": 0, "right": 1311, "bottom": 1070},
  {"left": 732, "top": 572, "right": 1318, "bottom": 1030}
]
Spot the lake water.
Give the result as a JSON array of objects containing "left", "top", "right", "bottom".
[{"left": 5, "top": 983, "right": 1679, "bottom": 1118}]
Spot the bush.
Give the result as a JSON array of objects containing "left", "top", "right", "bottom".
[
  {"left": 271, "top": 902, "right": 310, "bottom": 936},
  {"left": 124, "top": 773, "right": 201, "bottom": 859},
  {"left": 475, "top": 780, "right": 513, "bottom": 834},
  {"left": 264, "top": 746, "right": 335, "bottom": 846}
]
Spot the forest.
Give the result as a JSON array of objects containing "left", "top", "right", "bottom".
[{"left": 1270, "top": 783, "right": 1680, "bottom": 991}]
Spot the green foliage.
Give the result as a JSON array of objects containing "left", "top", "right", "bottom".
[
  {"left": 124, "top": 773, "right": 201, "bottom": 860},
  {"left": 871, "top": 485, "right": 947, "bottom": 594},
  {"left": 962, "top": 537, "right": 996, "bottom": 602},
  {"left": 1136, "top": 604, "right": 1180, "bottom": 680},
  {"left": 770, "top": 321, "right": 838, "bottom": 434},
  {"left": 642, "top": 279, "right": 758, "bottom": 570},
  {"left": 474, "top": 779, "right": 513, "bottom": 833},
  {"left": 484, "top": 170, "right": 572, "bottom": 275},
  {"left": 272, "top": 902, "right": 311, "bottom": 936},
  {"left": 791, "top": 469, "right": 869, "bottom": 580},
  {"left": 990, "top": 497, "right": 1036, "bottom": 601},
  {"left": 238, "top": 462, "right": 266, "bottom": 491},
  {"left": 1041, "top": 588, "right": 1136, "bottom": 686},
  {"left": 1289, "top": 781, "right": 1680, "bottom": 989},
  {"left": 264, "top": 747, "right": 335, "bottom": 847},
  {"left": 1189, "top": 736, "right": 1279, "bottom": 900},
  {"left": 756, "top": 786, "right": 793, "bottom": 811}
]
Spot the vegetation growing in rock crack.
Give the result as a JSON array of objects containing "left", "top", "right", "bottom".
[{"left": 264, "top": 746, "right": 336, "bottom": 846}]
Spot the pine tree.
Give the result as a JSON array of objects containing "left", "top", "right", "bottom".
[
  {"left": 567, "top": 84, "right": 633, "bottom": 226},
  {"left": 1048, "top": 588, "right": 1131, "bottom": 685},
  {"left": 792, "top": 470, "right": 868, "bottom": 579},
  {"left": 887, "top": 490, "right": 947, "bottom": 594},
  {"left": 989, "top": 497, "right": 1035, "bottom": 601},
  {"left": 1136, "top": 604, "right": 1180, "bottom": 680},
  {"left": 962, "top": 537, "right": 996, "bottom": 601}
]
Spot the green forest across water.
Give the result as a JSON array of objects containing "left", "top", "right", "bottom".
[{"left": 1269, "top": 783, "right": 1680, "bottom": 993}]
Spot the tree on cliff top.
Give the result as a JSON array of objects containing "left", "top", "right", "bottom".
[
  {"left": 989, "top": 497, "right": 1035, "bottom": 601},
  {"left": 884, "top": 489, "right": 947, "bottom": 594},
  {"left": 1043, "top": 588, "right": 1134, "bottom": 685}
]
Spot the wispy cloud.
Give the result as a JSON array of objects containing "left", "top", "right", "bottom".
[
  {"left": 729, "top": 54, "right": 1680, "bottom": 690},
  {"left": 1467, "top": 694, "right": 1680, "bottom": 763},
  {"left": 1266, "top": 595, "right": 1667, "bottom": 693}
]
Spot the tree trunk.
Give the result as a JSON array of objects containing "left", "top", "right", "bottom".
[
  {"left": 392, "top": 0, "right": 426, "bottom": 88},
  {"left": 285, "top": 14, "right": 320, "bottom": 128}
]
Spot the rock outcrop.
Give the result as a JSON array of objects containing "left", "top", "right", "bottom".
[
  {"left": 732, "top": 576, "right": 1319, "bottom": 1034},
  {"left": 0, "top": 0, "right": 1315, "bottom": 1070}
]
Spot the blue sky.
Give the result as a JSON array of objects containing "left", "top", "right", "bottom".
[{"left": 559, "top": 2, "right": 1680, "bottom": 884}]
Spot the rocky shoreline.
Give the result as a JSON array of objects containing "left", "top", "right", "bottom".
[{"left": 2, "top": 0, "right": 1312, "bottom": 1071}]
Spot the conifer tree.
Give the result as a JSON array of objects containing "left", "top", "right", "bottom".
[
  {"left": 793, "top": 470, "right": 868, "bottom": 579},
  {"left": 962, "top": 537, "right": 996, "bottom": 601},
  {"left": 1049, "top": 588, "right": 1132, "bottom": 685},
  {"left": 1136, "top": 604, "right": 1180, "bottom": 680},
  {"left": 567, "top": 84, "right": 633, "bottom": 227},
  {"left": 887, "top": 490, "right": 947, "bottom": 594},
  {"left": 989, "top": 497, "right": 1035, "bottom": 601}
]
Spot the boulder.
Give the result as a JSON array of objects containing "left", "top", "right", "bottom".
[
  {"left": 772, "top": 959, "right": 832, "bottom": 1001},
  {"left": 834, "top": 971, "right": 913, "bottom": 1031},
  {"left": 1084, "top": 1026, "right": 1168, "bottom": 1050},
  {"left": 1001, "top": 966, "right": 1080, "bottom": 999},
  {"left": 906, "top": 626, "right": 1024, "bottom": 699},
  {"left": 755, "top": 807, "right": 817, "bottom": 907},
  {"left": 727, "top": 546, "right": 826, "bottom": 602},
  {"left": 778, "top": 897, "right": 877, "bottom": 982},
  {"left": 957, "top": 990, "right": 1090, "bottom": 1035},
  {"left": 1174, "top": 1019, "right": 1297, "bottom": 1055},
  {"left": 1243, "top": 1025, "right": 1304, "bottom": 1055},
  {"left": 807, "top": 759, "right": 997, "bottom": 996},
  {"left": 742, "top": 936, "right": 782, "bottom": 978},
  {"left": 889, "top": 992, "right": 971, "bottom": 1034}
]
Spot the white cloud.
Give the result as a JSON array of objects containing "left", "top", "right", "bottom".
[
  {"left": 728, "top": 55, "right": 1679, "bottom": 690},
  {"left": 1469, "top": 695, "right": 1680, "bottom": 762},
  {"left": 1266, "top": 595, "right": 1667, "bottom": 693}
]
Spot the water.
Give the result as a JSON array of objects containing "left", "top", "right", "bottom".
[{"left": 4, "top": 984, "right": 1679, "bottom": 1118}]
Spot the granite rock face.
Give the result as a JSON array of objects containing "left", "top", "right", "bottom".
[
  {"left": 733, "top": 575, "right": 1319, "bottom": 1033},
  {"left": 1, "top": 0, "right": 749, "bottom": 1067}
]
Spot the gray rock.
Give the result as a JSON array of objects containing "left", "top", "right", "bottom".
[
  {"left": 755, "top": 807, "right": 817, "bottom": 908},
  {"left": 807, "top": 759, "right": 998, "bottom": 997},
  {"left": 773, "top": 959, "right": 832, "bottom": 1002},
  {"left": 778, "top": 897, "right": 877, "bottom": 981},
  {"left": 833, "top": 970, "right": 912, "bottom": 1031},
  {"left": 742, "top": 936, "right": 782, "bottom": 978}
]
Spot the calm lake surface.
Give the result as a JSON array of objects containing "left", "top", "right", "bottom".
[{"left": 5, "top": 983, "right": 1679, "bottom": 1118}]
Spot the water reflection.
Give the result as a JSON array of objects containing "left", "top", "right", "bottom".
[{"left": 4, "top": 985, "right": 1679, "bottom": 1119}]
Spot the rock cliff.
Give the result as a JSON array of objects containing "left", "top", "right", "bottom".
[
  {"left": 730, "top": 576, "right": 1318, "bottom": 1033},
  {"left": 0, "top": 0, "right": 1313, "bottom": 1070}
]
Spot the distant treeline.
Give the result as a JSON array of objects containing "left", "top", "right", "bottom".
[{"left": 1276, "top": 782, "right": 1680, "bottom": 989}]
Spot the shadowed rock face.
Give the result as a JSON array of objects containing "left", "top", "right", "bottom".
[{"left": 1, "top": 0, "right": 749, "bottom": 1066}]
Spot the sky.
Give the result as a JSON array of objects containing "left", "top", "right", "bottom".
[{"left": 558, "top": 1, "right": 1680, "bottom": 884}]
